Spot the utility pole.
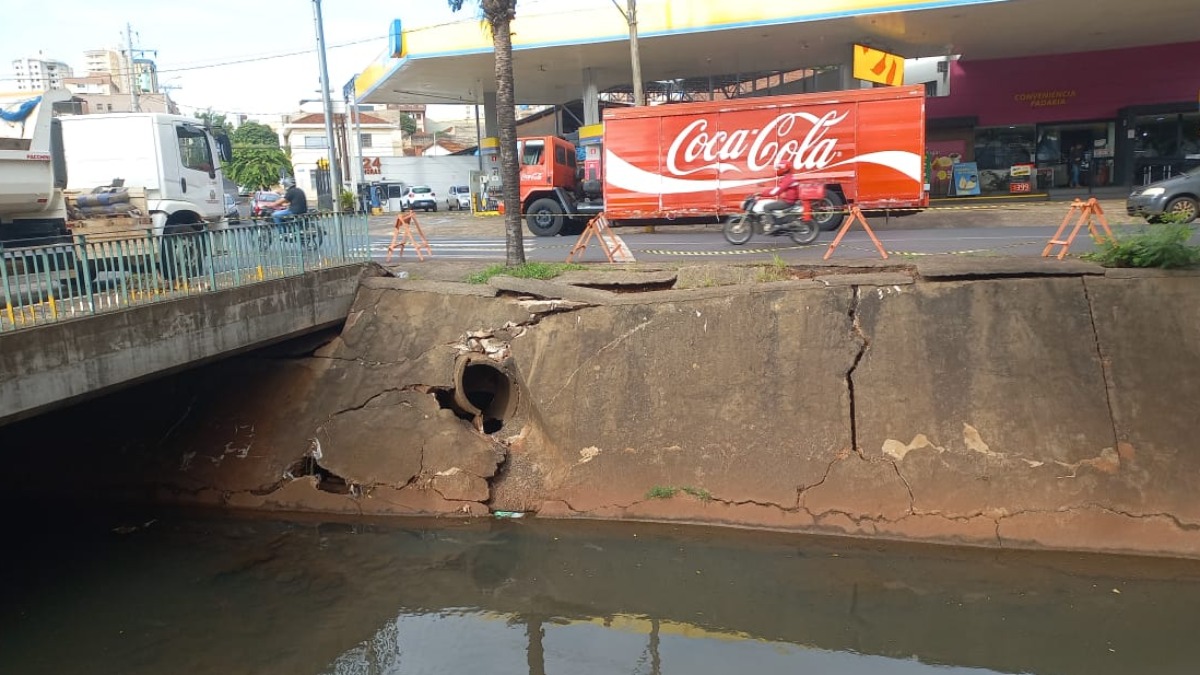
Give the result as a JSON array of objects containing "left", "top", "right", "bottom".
[
  {"left": 312, "top": 0, "right": 343, "bottom": 212},
  {"left": 611, "top": 0, "right": 644, "bottom": 106},
  {"left": 125, "top": 22, "right": 140, "bottom": 112}
]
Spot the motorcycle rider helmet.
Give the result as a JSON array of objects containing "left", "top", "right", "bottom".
[
  {"left": 281, "top": 177, "right": 295, "bottom": 188},
  {"left": 774, "top": 161, "right": 791, "bottom": 176}
]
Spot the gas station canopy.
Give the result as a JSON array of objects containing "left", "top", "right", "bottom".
[{"left": 354, "top": 0, "right": 1197, "bottom": 106}]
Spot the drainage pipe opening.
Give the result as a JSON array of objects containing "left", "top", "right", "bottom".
[{"left": 453, "top": 357, "right": 515, "bottom": 434}]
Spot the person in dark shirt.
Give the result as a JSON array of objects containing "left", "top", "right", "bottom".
[{"left": 270, "top": 177, "right": 308, "bottom": 225}]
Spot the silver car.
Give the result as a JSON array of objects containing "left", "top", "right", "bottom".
[
  {"left": 1126, "top": 167, "right": 1200, "bottom": 223},
  {"left": 447, "top": 185, "right": 472, "bottom": 211}
]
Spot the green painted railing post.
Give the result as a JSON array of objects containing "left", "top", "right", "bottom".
[
  {"left": 75, "top": 235, "right": 95, "bottom": 314},
  {"left": 205, "top": 228, "right": 218, "bottom": 291}
]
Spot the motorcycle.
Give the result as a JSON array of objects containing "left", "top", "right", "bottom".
[
  {"left": 250, "top": 212, "right": 325, "bottom": 252},
  {"left": 723, "top": 193, "right": 821, "bottom": 246}
]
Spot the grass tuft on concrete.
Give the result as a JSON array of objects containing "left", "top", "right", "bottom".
[{"left": 466, "top": 262, "right": 586, "bottom": 284}]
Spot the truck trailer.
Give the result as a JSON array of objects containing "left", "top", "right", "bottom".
[{"left": 517, "top": 85, "right": 928, "bottom": 237}]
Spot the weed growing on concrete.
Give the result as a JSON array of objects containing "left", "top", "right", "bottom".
[
  {"left": 466, "top": 262, "right": 586, "bottom": 284},
  {"left": 755, "top": 255, "right": 791, "bottom": 282},
  {"left": 645, "top": 486, "right": 679, "bottom": 499},
  {"left": 645, "top": 485, "right": 711, "bottom": 501},
  {"left": 1084, "top": 220, "right": 1200, "bottom": 269}
]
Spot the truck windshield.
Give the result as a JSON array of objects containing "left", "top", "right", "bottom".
[{"left": 521, "top": 140, "right": 544, "bottom": 166}]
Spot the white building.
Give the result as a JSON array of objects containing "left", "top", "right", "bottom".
[
  {"left": 282, "top": 106, "right": 402, "bottom": 199},
  {"left": 83, "top": 49, "right": 122, "bottom": 76},
  {"left": 80, "top": 48, "right": 160, "bottom": 94},
  {"left": 63, "top": 73, "right": 122, "bottom": 96},
  {"left": 11, "top": 53, "right": 73, "bottom": 91}
]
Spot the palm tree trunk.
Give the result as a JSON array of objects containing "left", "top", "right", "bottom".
[{"left": 491, "top": 13, "right": 526, "bottom": 265}]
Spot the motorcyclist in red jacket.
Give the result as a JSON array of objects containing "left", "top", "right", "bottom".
[{"left": 752, "top": 162, "right": 800, "bottom": 228}]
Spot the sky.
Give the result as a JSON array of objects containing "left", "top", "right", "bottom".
[{"left": 0, "top": 0, "right": 585, "bottom": 122}]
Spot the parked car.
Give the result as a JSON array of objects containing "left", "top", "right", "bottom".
[
  {"left": 1126, "top": 167, "right": 1200, "bottom": 223},
  {"left": 403, "top": 185, "right": 438, "bottom": 212},
  {"left": 251, "top": 191, "right": 281, "bottom": 218},
  {"left": 224, "top": 193, "right": 241, "bottom": 224},
  {"left": 447, "top": 185, "right": 472, "bottom": 211}
]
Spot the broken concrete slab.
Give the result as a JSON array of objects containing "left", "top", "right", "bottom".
[
  {"left": 556, "top": 269, "right": 678, "bottom": 286},
  {"left": 1103, "top": 267, "right": 1200, "bottom": 278},
  {"left": 362, "top": 276, "right": 499, "bottom": 296},
  {"left": 917, "top": 256, "right": 1103, "bottom": 279},
  {"left": 815, "top": 272, "right": 914, "bottom": 287},
  {"left": 487, "top": 276, "right": 616, "bottom": 303},
  {"left": 852, "top": 277, "right": 1119, "bottom": 518},
  {"left": 605, "top": 280, "right": 827, "bottom": 304}
]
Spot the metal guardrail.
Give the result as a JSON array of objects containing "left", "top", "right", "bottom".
[{"left": 0, "top": 212, "right": 370, "bottom": 333}]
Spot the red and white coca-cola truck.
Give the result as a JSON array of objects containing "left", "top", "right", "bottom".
[{"left": 518, "top": 84, "right": 928, "bottom": 237}]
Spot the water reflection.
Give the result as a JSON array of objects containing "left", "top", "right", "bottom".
[
  {"left": 3, "top": 513, "right": 1199, "bottom": 675},
  {"left": 325, "top": 611, "right": 1021, "bottom": 675}
]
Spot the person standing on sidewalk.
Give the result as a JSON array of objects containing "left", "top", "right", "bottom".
[{"left": 1068, "top": 144, "right": 1084, "bottom": 188}]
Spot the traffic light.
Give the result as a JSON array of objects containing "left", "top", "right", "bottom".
[{"left": 316, "top": 158, "right": 330, "bottom": 170}]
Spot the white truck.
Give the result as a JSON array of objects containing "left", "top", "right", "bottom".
[{"left": 0, "top": 88, "right": 232, "bottom": 273}]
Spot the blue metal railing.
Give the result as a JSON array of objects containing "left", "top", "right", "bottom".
[{"left": 0, "top": 213, "right": 369, "bottom": 333}]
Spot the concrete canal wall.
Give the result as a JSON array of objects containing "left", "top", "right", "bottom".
[{"left": 20, "top": 262, "right": 1199, "bottom": 560}]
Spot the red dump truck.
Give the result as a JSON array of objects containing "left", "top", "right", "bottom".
[{"left": 518, "top": 84, "right": 928, "bottom": 236}]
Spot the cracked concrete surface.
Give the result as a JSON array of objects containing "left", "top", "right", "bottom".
[{"left": 21, "top": 267, "right": 1199, "bottom": 560}]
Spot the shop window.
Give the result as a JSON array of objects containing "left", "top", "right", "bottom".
[
  {"left": 1134, "top": 114, "right": 1179, "bottom": 158},
  {"left": 1182, "top": 113, "right": 1200, "bottom": 158},
  {"left": 974, "top": 126, "right": 1035, "bottom": 171}
]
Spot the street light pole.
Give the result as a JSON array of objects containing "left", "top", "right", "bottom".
[
  {"left": 312, "top": 0, "right": 343, "bottom": 212},
  {"left": 611, "top": 0, "right": 644, "bottom": 106}
]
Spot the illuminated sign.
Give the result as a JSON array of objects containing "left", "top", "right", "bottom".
[{"left": 853, "top": 44, "right": 905, "bottom": 86}]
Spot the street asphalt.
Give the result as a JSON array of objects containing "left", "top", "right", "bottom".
[{"left": 369, "top": 195, "right": 1160, "bottom": 266}]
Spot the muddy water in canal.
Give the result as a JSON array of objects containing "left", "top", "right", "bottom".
[{"left": 3, "top": 511, "right": 1198, "bottom": 675}]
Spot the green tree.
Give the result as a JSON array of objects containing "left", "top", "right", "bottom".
[
  {"left": 225, "top": 122, "right": 293, "bottom": 190},
  {"left": 194, "top": 109, "right": 233, "bottom": 136},
  {"left": 449, "top": 0, "right": 524, "bottom": 265},
  {"left": 399, "top": 113, "right": 418, "bottom": 135}
]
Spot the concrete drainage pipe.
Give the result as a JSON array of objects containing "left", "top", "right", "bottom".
[{"left": 453, "top": 355, "right": 516, "bottom": 433}]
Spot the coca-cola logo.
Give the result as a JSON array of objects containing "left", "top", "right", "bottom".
[{"left": 666, "top": 110, "right": 849, "bottom": 176}]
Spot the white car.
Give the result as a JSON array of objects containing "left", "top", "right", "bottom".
[
  {"left": 403, "top": 185, "right": 438, "bottom": 212},
  {"left": 447, "top": 185, "right": 472, "bottom": 211}
]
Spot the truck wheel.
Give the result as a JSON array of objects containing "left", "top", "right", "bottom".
[
  {"left": 160, "top": 223, "right": 207, "bottom": 280},
  {"left": 812, "top": 190, "right": 846, "bottom": 231},
  {"left": 526, "top": 198, "right": 565, "bottom": 237}
]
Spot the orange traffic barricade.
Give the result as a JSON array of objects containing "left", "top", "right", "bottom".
[{"left": 386, "top": 211, "right": 433, "bottom": 262}]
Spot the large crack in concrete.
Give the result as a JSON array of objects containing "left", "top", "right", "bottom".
[
  {"left": 1080, "top": 277, "right": 1122, "bottom": 455},
  {"left": 846, "top": 286, "right": 868, "bottom": 457}
]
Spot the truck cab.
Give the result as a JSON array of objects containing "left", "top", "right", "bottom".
[
  {"left": 1, "top": 91, "right": 232, "bottom": 245},
  {"left": 59, "top": 113, "right": 231, "bottom": 236},
  {"left": 518, "top": 135, "right": 603, "bottom": 237}
]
